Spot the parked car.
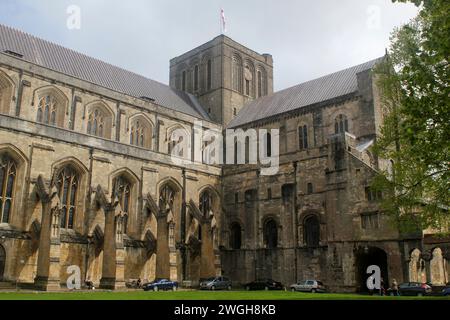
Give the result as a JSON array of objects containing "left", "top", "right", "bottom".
[
  {"left": 390, "top": 282, "right": 432, "bottom": 296},
  {"left": 442, "top": 283, "right": 450, "bottom": 296},
  {"left": 244, "top": 279, "right": 284, "bottom": 291},
  {"left": 199, "top": 277, "right": 232, "bottom": 290},
  {"left": 290, "top": 280, "right": 326, "bottom": 293},
  {"left": 143, "top": 279, "right": 178, "bottom": 291}
]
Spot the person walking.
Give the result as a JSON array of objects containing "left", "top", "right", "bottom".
[{"left": 392, "top": 278, "right": 399, "bottom": 296}]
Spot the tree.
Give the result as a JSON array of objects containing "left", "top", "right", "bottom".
[{"left": 372, "top": 0, "right": 449, "bottom": 233}]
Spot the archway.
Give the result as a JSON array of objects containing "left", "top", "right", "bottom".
[
  {"left": 0, "top": 244, "right": 5, "bottom": 281},
  {"left": 230, "top": 223, "right": 242, "bottom": 249},
  {"left": 430, "top": 248, "right": 446, "bottom": 285},
  {"left": 355, "top": 246, "right": 389, "bottom": 292},
  {"left": 304, "top": 215, "right": 320, "bottom": 247},
  {"left": 264, "top": 219, "right": 278, "bottom": 249}
]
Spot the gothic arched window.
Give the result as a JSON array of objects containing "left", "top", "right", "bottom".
[
  {"left": 87, "top": 105, "right": 112, "bottom": 139},
  {"left": 37, "top": 95, "right": 58, "bottom": 126},
  {"left": 244, "top": 63, "right": 254, "bottom": 97},
  {"left": 194, "top": 65, "right": 199, "bottom": 92},
  {"left": 232, "top": 54, "right": 243, "bottom": 93},
  {"left": 230, "top": 223, "right": 242, "bottom": 249},
  {"left": 335, "top": 114, "right": 349, "bottom": 134},
  {"left": 0, "top": 74, "right": 13, "bottom": 115},
  {"left": 245, "top": 136, "right": 250, "bottom": 163},
  {"left": 264, "top": 219, "right": 278, "bottom": 249},
  {"left": 304, "top": 215, "right": 320, "bottom": 247},
  {"left": 159, "top": 184, "right": 175, "bottom": 212},
  {"left": 206, "top": 59, "right": 212, "bottom": 91},
  {"left": 0, "top": 155, "right": 16, "bottom": 224},
  {"left": 257, "top": 67, "right": 267, "bottom": 98},
  {"left": 168, "top": 127, "right": 188, "bottom": 158},
  {"left": 130, "top": 118, "right": 152, "bottom": 149},
  {"left": 199, "top": 190, "right": 213, "bottom": 217},
  {"left": 182, "top": 70, "right": 187, "bottom": 91},
  {"left": 298, "top": 125, "right": 308, "bottom": 150},
  {"left": 113, "top": 175, "right": 132, "bottom": 233},
  {"left": 56, "top": 166, "right": 78, "bottom": 229}
]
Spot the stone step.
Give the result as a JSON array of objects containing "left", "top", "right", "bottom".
[{"left": 0, "top": 282, "right": 15, "bottom": 289}]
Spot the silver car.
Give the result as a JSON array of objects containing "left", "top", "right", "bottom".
[
  {"left": 199, "top": 276, "right": 232, "bottom": 290},
  {"left": 290, "top": 280, "right": 326, "bottom": 293}
]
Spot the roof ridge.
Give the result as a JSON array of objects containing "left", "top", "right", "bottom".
[
  {"left": 0, "top": 23, "right": 211, "bottom": 121},
  {"left": 0, "top": 24, "right": 171, "bottom": 90},
  {"left": 274, "top": 57, "right": 384, "bottom": 96},
  {"left": 228, "top": 56, "right": 385, "bottom": 128}
]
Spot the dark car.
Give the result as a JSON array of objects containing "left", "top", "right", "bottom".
[
  {"left": 394, "top": 282, "right": 432, "bottom": 296},
  {"left": 442, "top": 283, "right": 450, "bottom": 296},
  {"left": 244, "top": 279, "right": 284, "bottom": 291},
  {"left": 200, "top": 277, "right": 232, "bottom": 290},
  {"left": 143, "top": 279, "right": 178, "bottom": 291}
]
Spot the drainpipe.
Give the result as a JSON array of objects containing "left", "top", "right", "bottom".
[
  {"left": 181, "top": 169, "right": 187, "bottom": 281},
  {"left": 293, "top": 161, "right": 299, "bottom": 282}
]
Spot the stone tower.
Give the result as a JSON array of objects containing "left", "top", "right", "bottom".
[{"left": 170, "top": 35, "right": 273, "bottom": 125}]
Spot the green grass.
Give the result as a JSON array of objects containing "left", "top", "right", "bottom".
[{"left": 0, "top": 290, "right": 448, "bottom": 300}]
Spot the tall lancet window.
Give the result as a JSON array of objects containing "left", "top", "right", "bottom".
[
  {"left": 87, "top": 108, "right": 105, "bottom": 137},
  {"left": 335, "top": 114, "right": 349, "bottom": 134},
  {"left": 37, "top": 95, "right": 58, "bottom": 126},
  {"left": 0, "top": 155, "right": 16, "bottom": 224},
  {"left": 56, "top": 166, "right": 78, "bottom": 229},
  {"left": 113, "top": 176, "right": 132, "bottom": 234},
  {"left": 199, "top": 190, "right": 213, "bottom": 217}
]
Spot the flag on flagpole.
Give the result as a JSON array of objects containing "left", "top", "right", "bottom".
[{"left": 221, "top": 8, "right": 227, "bottom": 34}]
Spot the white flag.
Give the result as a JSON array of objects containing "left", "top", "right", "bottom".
[{"left": 221, "top": 9, "right": 227, "bottom": 34}]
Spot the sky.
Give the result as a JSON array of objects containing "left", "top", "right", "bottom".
[{"left": 0, "top": 0, "right": 418, "bottom": 91}]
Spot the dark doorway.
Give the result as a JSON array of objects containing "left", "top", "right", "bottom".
[
  {"left": 230, "top": 223, "right": 242, "bottom": 249},
  {"left": 355, "top": 246, "right": 389, "bottom": 293},
  {"left": 304, "top": 215, "right": 320, "bottom": 247},
  {"left": 264, "top": 219, "right": 278, "bottom": 249},
  {"left": 0, "top": 244, "right": 5, "bottom": 281}
]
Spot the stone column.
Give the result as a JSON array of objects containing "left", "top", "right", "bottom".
[
  {"left": 421, "top": 251, "right": 432, "bottom": 284},
  {"left": 99, "top": 205, "right": 125, "bottom": 290},
  {"left": 200, "top": 220, "right": 215, "bottom": 279},
  {"left": 444, "top": 250, "right": 450, "bottom": 284},
  {"left": 155, "top": 212, "right": 170, "bottom": 279},
  {"left": 114, "top": 215, "right": 126, "bottom": 288},
  {"left": 34, "top": 195, "right": 61, "bottom": 291}
]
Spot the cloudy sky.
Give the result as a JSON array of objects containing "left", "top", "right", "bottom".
[{"left": 0, "top": 0, "right": 417, "bottom": 91}]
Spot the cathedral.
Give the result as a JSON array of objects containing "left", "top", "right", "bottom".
[{"left": 0, "top": 24, "right": 448, "bottom": 292}]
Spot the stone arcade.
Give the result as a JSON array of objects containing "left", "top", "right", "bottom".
[{"left": 0, "top": 24, "right": 448, "bottom": 291}]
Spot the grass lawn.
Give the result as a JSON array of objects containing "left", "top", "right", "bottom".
[{"left": 0, "top": 290, "right": 448, "bottom": 300}]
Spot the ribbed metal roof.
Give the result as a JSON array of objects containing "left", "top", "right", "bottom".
[
  {"left": 0, "top": 24, "right": 210, "bottom": 120},
  {"left": 228, "top": 57, "right": 384, "bottom": 128}
]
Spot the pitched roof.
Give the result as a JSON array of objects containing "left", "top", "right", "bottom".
[
  {"left": 228, "top": 57, "right": 384, "bottom": 128},
  {"left": 0, "top": 24, "right": 210, "bottom": 120}
]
